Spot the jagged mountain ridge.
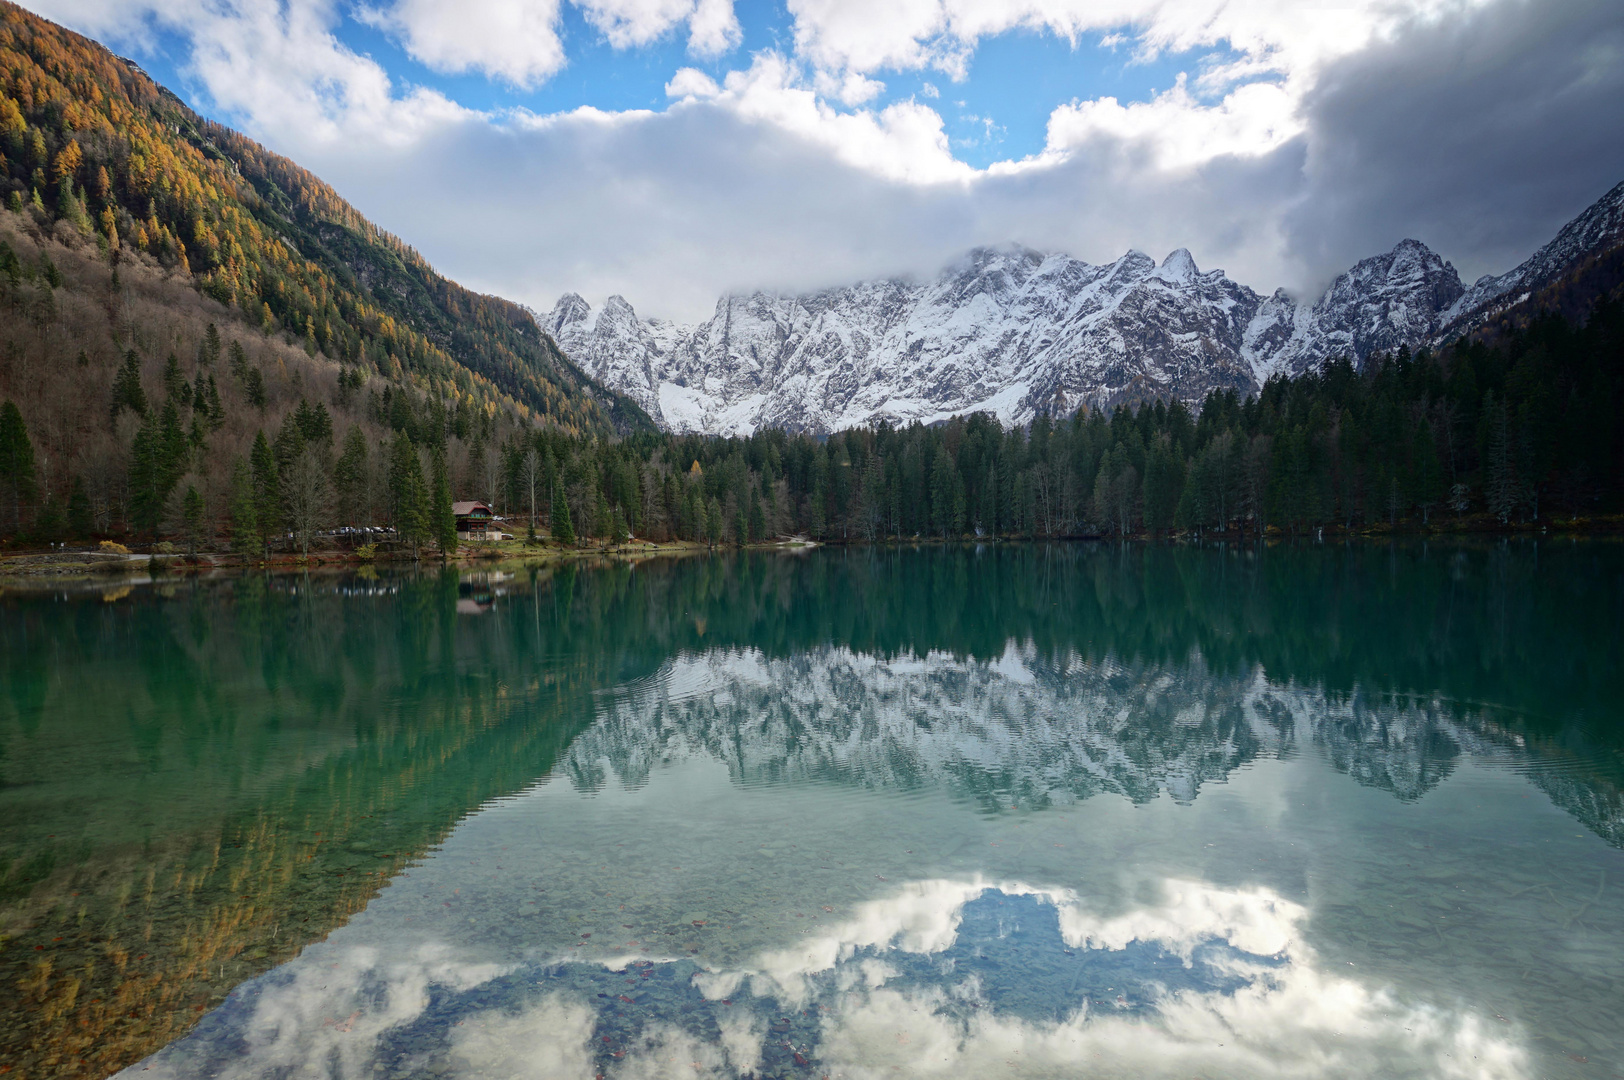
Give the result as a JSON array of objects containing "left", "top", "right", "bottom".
[
  {"left": 560, "top": 645, "right": 1566, "bottom": 812},
  {"left": 548, "top": 180, "right": 1624, "bottom": 435}
]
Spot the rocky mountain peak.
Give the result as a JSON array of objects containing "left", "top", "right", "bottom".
[
  {"left": 1152, "top": 248, "right": 1199, "bottom": 285},
  {"left": 546, "top": 292, "right": 594, "bottom": 337},
  {"left": 546, "top": 178, "right": 1624, "bottom": 435}
]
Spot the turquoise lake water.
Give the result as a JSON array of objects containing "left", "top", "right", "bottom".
[{"left": 1, "top": 542, "right": 1621, "bottom": 1079}]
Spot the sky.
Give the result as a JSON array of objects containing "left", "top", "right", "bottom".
[{"left": 19, "top": 0, "right": 1624, "bottom": 323}]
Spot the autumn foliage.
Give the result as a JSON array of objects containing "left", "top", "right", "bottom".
[{"left": 0, "top": 0, "right": 646, "bottom": 435}]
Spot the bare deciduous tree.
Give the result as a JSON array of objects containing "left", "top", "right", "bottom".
[
  {"left": 522, "top": 446, "right": 540, "bottom": 535},
  {"left": 284, "top": 447, "right": 332, "bottom": 558}
]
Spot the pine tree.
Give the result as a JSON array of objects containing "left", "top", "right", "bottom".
[
  {"left": 249, "top": 431, "right": 280, "bottom": 556},
  {"left": 243, "top": 366, "right": 266, "bottom": 411},
  {"left": 0, "top": 400, "right": 37, "bottom": 535},
  {"left": 202, "top": 323, "right": 221, "bottom": 367},
  {"left": 205, "top": 375, "right": 225, "bottom": 429},
  {"left": 592, "top": 489, "right": 611, "bottom": 540},
  {"left": 32, "top": 495, "right": 64, "bottom": 543},
  {"left": 748, "top": 491, "right": 765, "bottom": 542},
  {"left": 432, "top": 454, "right": 457, "bottom": 558},
  {"left": 67, "top": 475, "right": 92, "bottom": 539},
  {"left": 388, "top": 433, "right": 429, "bottom": 558},
  {"left": 180, "top": 485, "right": 204, "bottom": 556},
  {"left": 333, "top": 427, "right": 369, "bottom": 526},
  {"left": 705, "top": 497, "right": 724, "bottom": 547},
  {"left": 550, "top": 481, "right": 575, "bottom": 546},
  {"left": 126, "top": 401, "right": 185, "bottom": 537},
  {"left": 109, "top": 349, "right": 147, "bottom": 419},
  {"left": 1484, "top": 391, "right": 1517, "bottom": 525},
  {"left": 162, "top": 353, "right": 186, "bottom": 402},
  {"left": 611, "top": 505, "right": 629, "bottom": 546},
  {"left": 228, "top": 457, "right": 258, "bottom": 555},
  {"left": 930, "top": 449, "right": 957, "bottom": 537}
]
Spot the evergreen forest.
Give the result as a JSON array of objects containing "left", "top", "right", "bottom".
[{"left": 0, "top": 0, "right": 1619, "bottom": 553}]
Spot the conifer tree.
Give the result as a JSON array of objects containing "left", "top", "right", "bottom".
[
  {"left": 705, "top": 497, "right": 723, "bottom": 547},
  {"left": 180, "top": 485, "right": 204, "bottom": 556},
  {"left": 67, "top": 475, "right": 92, "bottom": 539},
  {"left": 611, "top": 505, "right": 629, "bottom": 546},
  {"left": 249, "top": 431, "right": 280, "bottom": 556},
  {"left": 205, "top": 375, "right": 225, "bottom": 429},
  {"left": 242, "top": 366, "right": 266, "bottom": 411},
  {"left": 202, "top": 323, "right": 221, "bottom": 367},
  {"left": 126, "top": 412, "right": 160, "bottom": 535},
  {"left": 333, "top": 427, "right": 369, "bottom": 526},
  {"left": 162, "top": 353, "right": 186, "bottom": 402},
  {"left": 0, "top": 400, "right": 38, "bottom": 534},
  {"left": 388, "top": 432, "right": 429, "bottom": 558},
  {"left": 109, "top": 349, "right": 147, "bottom": 419},
  {"left": 748, "top": 492, "right": 765, "bottom": 542},
  {"left": 432, "top": 454, "right": 457, "bottom": 558},
  {"left": 550, "top": 481, "right": 575, "bottom": 546},
  {"left": 127, "top": 403, "right": 186, "bottom": 536},
  {"left": 228, "top": 457, "right": 258, "bottom": 555},
  {"left": 32, "top": 494, "right": 64, "bottom": 543}
]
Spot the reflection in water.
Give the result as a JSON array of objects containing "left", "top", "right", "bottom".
[
  {"left": 1, "top": 542, "right": 1621, "bottom": 1078},
  {"left": 571, "top": 645, "right": 1571, "bottom": 812},
  {"left": 130, "top": 879, "right": 1528, "bottom": 1080}
]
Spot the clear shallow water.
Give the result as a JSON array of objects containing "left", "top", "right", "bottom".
[{"left": 2, "top": 543, "right": 1622, "bottom": 1079}]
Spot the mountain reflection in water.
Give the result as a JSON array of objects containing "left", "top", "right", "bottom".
[{"left": 0, "top": 542, "right": 1620, "bottom": 1079}]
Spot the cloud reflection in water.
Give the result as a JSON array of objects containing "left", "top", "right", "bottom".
[{"left": 126, "top": 878, "right": 1524, "bottom": 1080}]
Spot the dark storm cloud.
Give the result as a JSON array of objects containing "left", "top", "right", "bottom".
[{"left": 1288, "top": 0, "right": 1624, "bottom": 289}]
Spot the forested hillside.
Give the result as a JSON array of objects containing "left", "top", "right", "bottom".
[
  {"left": 0, "top": 218, "right": 1618, "bottom": 550},
  {"left": 0, "top": 2, "right": 1617, "bottom": 552},
  {"left": 0, "top": 207, "right": 582, "bottom": 550},
  {"left": 0, "top": 1, "right": 646, "bottom": 432},
  {"left": 456, "top": 302, "right": 1623, "bottom": 545}
]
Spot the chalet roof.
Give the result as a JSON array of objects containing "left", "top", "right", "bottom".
[{"left": 452, "top": 501, "right": 493, "bottom": 517}]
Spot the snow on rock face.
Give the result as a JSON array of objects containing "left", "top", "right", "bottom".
[
  {"left": 1442, "top": 179, "right": 1624, "bottom": 335},
  {"left": 547, "top": 181, "right": 1624, "bottom": 435},
  {"left": 1282, "top": 239, "right": 1467, "bottom": 371}
]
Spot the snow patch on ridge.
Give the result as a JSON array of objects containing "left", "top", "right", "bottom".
[{"left": 546, "top": 181, "right": 1624, "bottom": 436}]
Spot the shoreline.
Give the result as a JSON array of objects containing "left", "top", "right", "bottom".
[{"left": 2, "top": 522, "right": 1619, "bottom": 590}]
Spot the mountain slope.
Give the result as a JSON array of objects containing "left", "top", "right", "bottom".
[
  {"left": 1441, "top": 179, "right": 1624, "bottom": 341},
  {"left": 555, "top": 182, "right": 1624, "bottom": 436},
  {"left": 0, "top": 1, "right": 649, "bottom": 435}
]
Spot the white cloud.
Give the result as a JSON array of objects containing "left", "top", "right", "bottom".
[
  {"left": 706, "top": 877, "right": 1528, "bottom": 1080},
  {"left": 359, "top": 0, "right": 567, "bottom": 89},
  {"left": 17, "top": 0, "right": 1624, "bottom": 331},
  {"left": 448, "top": 995, "right": 598, "bottom": 1079},
  {"left": 364, "top": 0, "right": 740, "bottom": 84},
  {"left": 1042, "top": 73, "right": 1300, "bottom": 170},
  {"left": 688, "top": 0, "right": 743, "bottom": 57},
  {"left": 665, "top": 66, "right": 722, "bottom": 100},
  {"left": 577, "top": 0, "right": 700, "bottom": 48},
  {"left": 133, "top": 941, "right": 512, "bottom": 1080},
  {"left": 24, "top": 0, "right": 476, "bottom": 149},
  {"left": 668, "top": 52, "right": 971, "bottom": 184},
  {"left": 783, "top": 0, "right": 1490, "bottom": 84}
]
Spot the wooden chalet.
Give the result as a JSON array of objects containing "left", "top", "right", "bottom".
[{"left": 452, "top": 501, "right": 502, "bottom": 541}]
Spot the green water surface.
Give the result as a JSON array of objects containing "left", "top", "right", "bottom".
[{"left": 1, "top": 542, "right": 1621, "bottom": 1080}]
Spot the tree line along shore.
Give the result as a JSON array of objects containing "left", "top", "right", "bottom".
[{"left": 0, "top": 199, "right": 1621, "bottom": 557}]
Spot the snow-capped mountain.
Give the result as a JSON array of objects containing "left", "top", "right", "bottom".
[
  {"left": 1443, "top": 179, "right": 1624, "bottom": 335},
  {"left": 559, "top": 645, "right": 1555, "bottom": 811},
  {"left": 546, "top": 180, "right": 1624, "bottom": 435}
]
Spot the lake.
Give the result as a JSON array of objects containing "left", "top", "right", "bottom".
[{"left": 2, "top": 542, "right": 1621, "bottom": 1080}]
